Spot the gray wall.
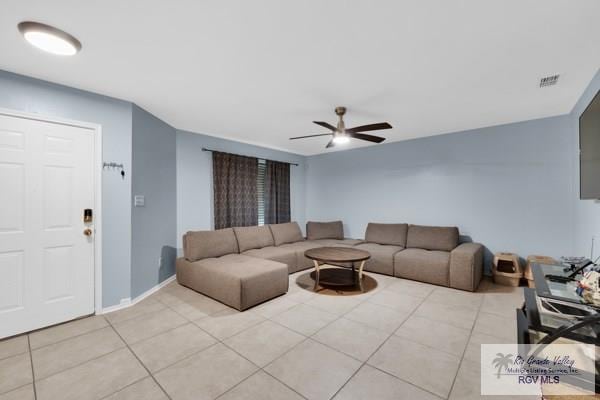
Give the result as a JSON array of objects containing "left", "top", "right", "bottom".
[
  {"left": 176, "top": 130, "right": 307, "bottom": 248},
  {"left": 131, "top": 105, "right": 177, "bottom": 298},
  {"left": 572, "top": 69, "right": 600, "bottom": 259},
  {"left": 0, "top": 70, "right": 133, "bottom": 307},
  {"left": 0, "top": 69, "right": 308, "bottom": 306},
  {"left": 2, "top": 66, "right": 597, "bottom": 307},
  {"left": 305, "top": 115, "right": 576, "bottom": 270}
]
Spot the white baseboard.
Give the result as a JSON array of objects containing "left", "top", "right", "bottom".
[
  {"left": 101, "top": 298, "right": 132, "bottom": 314},
  {"left": 101, "top": 274, "right": 176, "bottom": 314}
]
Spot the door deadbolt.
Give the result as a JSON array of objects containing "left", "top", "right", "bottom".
[{"left": 83, "top": 209, "right": 93, "bottom": 223}]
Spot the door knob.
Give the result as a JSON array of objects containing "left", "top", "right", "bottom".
[{"left": 83, "top": 228, "right": 93, "bottom": 237}]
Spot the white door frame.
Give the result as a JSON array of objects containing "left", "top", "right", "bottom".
[{"left": 0, "top": 107, "right": 103, "bottom": 314}]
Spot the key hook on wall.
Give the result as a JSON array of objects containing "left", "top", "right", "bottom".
[{"left": 103, "top": 162, "right": 125, "bottom": 179}]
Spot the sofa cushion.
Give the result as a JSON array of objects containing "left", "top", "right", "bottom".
[
  {"left": 365, "top": 223, "right": 408, "bottom": 247},
  {"left": 269, "top": 222, "right": 304, "bottom": 246},
  {"left": 305, "top": 239, "right": 363, "bottom": 247},
  {"left": 279, "top": 241, "right": 324, "bottom": 272},
  {"left": 176, "top": 254, "right": 288, "bottom": 311},
  {"left": 406, "top": 225, "right": 459, "bottom": 252},
  {"left": 183, "top": 228, "right": 239, "bottom": 261},
  {"left": 233, "top": 225, "right": 275, "bottom": 252},
  {"left": 242, "top": 246, "right": 297, "bottom": 273},
  {"left": 306, "top": 221, "right": 343, "bottom": 240},
  {"left": 354, "top": 243, "right": 403, "bottom": 275},
  {"left": 394, "top": 248, "right": 450, "bottom": 286}
]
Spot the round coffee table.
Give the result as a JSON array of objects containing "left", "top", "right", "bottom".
[{"left": 304, "top": 247, "right": 371, "bottom": 291}]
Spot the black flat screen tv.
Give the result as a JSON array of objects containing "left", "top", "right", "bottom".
[{"left": 580, "top": 89, "right": 600, "bottom": 199}]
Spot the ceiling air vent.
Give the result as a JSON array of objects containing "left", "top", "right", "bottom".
[{"left": 539, "top": 74, "right": 560, "bottom": 88}]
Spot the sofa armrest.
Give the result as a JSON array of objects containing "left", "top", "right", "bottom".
[{"left": 449, "top": 243, "right": 483, "bottom": 291}]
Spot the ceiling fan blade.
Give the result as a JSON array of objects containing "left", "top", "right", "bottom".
[
  {"left": 289, "top": 133, "right": 332, "bottom": 140},
  {"left": 313, "top": 121, "right": 337, "bottom": 131},
  {"left": 345, "top": 122, "right": 392, "bottom": 133},
  {"left": 347, "top": 132, "right": 386, "bottom": 143},
  {"left": 325, "top": 139, "right": 335, "bottom": 148}
]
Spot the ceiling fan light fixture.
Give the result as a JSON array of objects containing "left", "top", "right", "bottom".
[
  {"left": 332, "top": 135, "right": 350, "bottom": 145},
  {"left": 18, "top": 21, "right": 81, "bottom": 56},
  {"left": 289, "top": 106, "right": 391, "bottom": 149}
]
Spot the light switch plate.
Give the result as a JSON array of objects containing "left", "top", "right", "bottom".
[{"left": 134, "top": 195, "right": 145, "bottom": 207}]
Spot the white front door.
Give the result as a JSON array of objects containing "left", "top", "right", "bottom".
[{"left": 0, "top": 113, "right": 96, "bottom": 339}]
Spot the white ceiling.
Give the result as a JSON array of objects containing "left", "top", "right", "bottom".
[{"left": 1, "top": 1, "right": 599, "bottom": 155}]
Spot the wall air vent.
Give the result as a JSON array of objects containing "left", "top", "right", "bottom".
[{"left": 539, "top": 74, "right": 560, "bottom": 87}]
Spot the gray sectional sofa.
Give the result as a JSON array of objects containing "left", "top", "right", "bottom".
[
  {"left": 176, "top": 221, "right": 483, "bottom": 310},
  {"left": 359, "top": 223, "right": 483, "bottom": 292}
]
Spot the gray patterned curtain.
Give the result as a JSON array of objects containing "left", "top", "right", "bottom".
[
  {"left": 264, "top": 160, "right": 290, "bottom": 224},
  {"left": 212, "top": 152, "right": 258, "bottom": 229}
]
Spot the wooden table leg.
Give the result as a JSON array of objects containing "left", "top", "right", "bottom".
[
  {"left": 313, "top": 260, "right": 320, "bottom": 291},
  {"left": 358, "top": 260, "right": 365, "bottom": 291}
]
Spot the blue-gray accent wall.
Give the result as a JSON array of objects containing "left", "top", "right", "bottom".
[
  {"left": 1, "top": 66, "right": 597, "bottom": 306},
  {"left": 0, "top": 69, "right": 308, "bottom": 307},
  {"left": 131, "top": 105, "right": 177, "bottom": 298},
  {"left": 176, "top": 129, "right": 307, "bottom": 249},
  {"left": 0, "top": 70, "right": 133, "bottom": 307},
  {"left": 305, "top": 115, "right": 576, "bottom": 271}
]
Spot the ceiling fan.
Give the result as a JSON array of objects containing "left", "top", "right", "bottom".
[{"left": 290, "top": 107, "right": 392, "bottom": 148}]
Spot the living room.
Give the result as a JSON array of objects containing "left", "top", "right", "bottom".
[{"left": 0, "top": 1, "right": 599, "bottom": 400}]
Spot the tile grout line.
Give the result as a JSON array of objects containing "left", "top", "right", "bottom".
[
  {"left": 28, "top": 300, "right": 303, "bottom": 398},
  {"left": 445, "top": 286, "right": 520, "bottom": 398},
  {"left": 387, "top": 292, "right": 486, "bottom": 399},
  {"left": 257, "top": 338, "right": 314, "bottom": 400},
  {"left": 27, "top": 317, "right": 109, "bottom": 352},
  {"left": 103, "top": 300, "right": 167, "bottom": 326},
  {"left": 327, "top": 285, "right": 447, "bottom": 400},
  {"left": 217, "top": 337, "right": 311, "bottom": 400},
  {"left": 330, "top": 288, "right": 432, "bottom": 397},
  {"left": 103, "top": 319, "right": 173, "bottom": 400},
  {"left": 16, "top": 276, "right": 501, "bottom": 400},
  {"left": 391, "top": 301, "right": 482, "bottom": 359},
  {"left": 202, "top": 313, "right": 312, "bottom": 399},
  {"left": 32, "top": 345, "right": 126, "bottom": 383},
  {"left": 157, "top": 284, "right": 316, "bottom": 400},
  {"left": 254, "top": 278, "right": 442, "bottom": 400},
  {"left": 367, "top": 364, "right": 447, "bottom": 400},
  {"left": 96, "top": 376, "right": 154, "bottom": 400},
  {"left": 0, "top": 383, "right": 35, "bottom": 398},
  {"left": 160, "top": 296, "right": 312, "bottom": 400},
  {"left": 27, "top": 323, "right": 149, "bottom": 384},
  {"left": 212, "top": 370, "right": 265, "bottom": 400},
  {"left": 257, "top": 274, "right": 441, "bottom": 399},
  {"left": 149, "top": 341, "right": 222, "bottom": 375},
  {"left": 27, "top": 335, "right": 38, "bottom": 400},
  {"left": 356, "top": 293, "right": 478, "bottom": 399},
  {"left": 175, "top": 279, "right": 493, "bottom": 399}
]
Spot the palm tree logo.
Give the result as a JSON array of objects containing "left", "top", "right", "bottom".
[{"left": 492, "top": 353, "right": 513, "bottom": 378}]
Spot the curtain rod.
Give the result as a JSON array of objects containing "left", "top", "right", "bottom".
[{"left": 201, "top": 147, "right": 299, "bottom": 166}]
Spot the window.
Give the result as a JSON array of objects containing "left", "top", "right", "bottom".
[
  {"left": 257, "top": 159, "right": 266, "bottom": 225},
  {"left": 212, "top": 151, "right": 289, "bottom": 229}
]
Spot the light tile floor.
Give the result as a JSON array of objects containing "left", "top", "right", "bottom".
[{"left": 0, "top": 272, "right": 525, "bottom": 400}]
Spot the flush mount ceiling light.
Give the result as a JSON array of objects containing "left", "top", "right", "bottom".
[{"left": 18, "top": 21, "right": 81, "bottom": 56}]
